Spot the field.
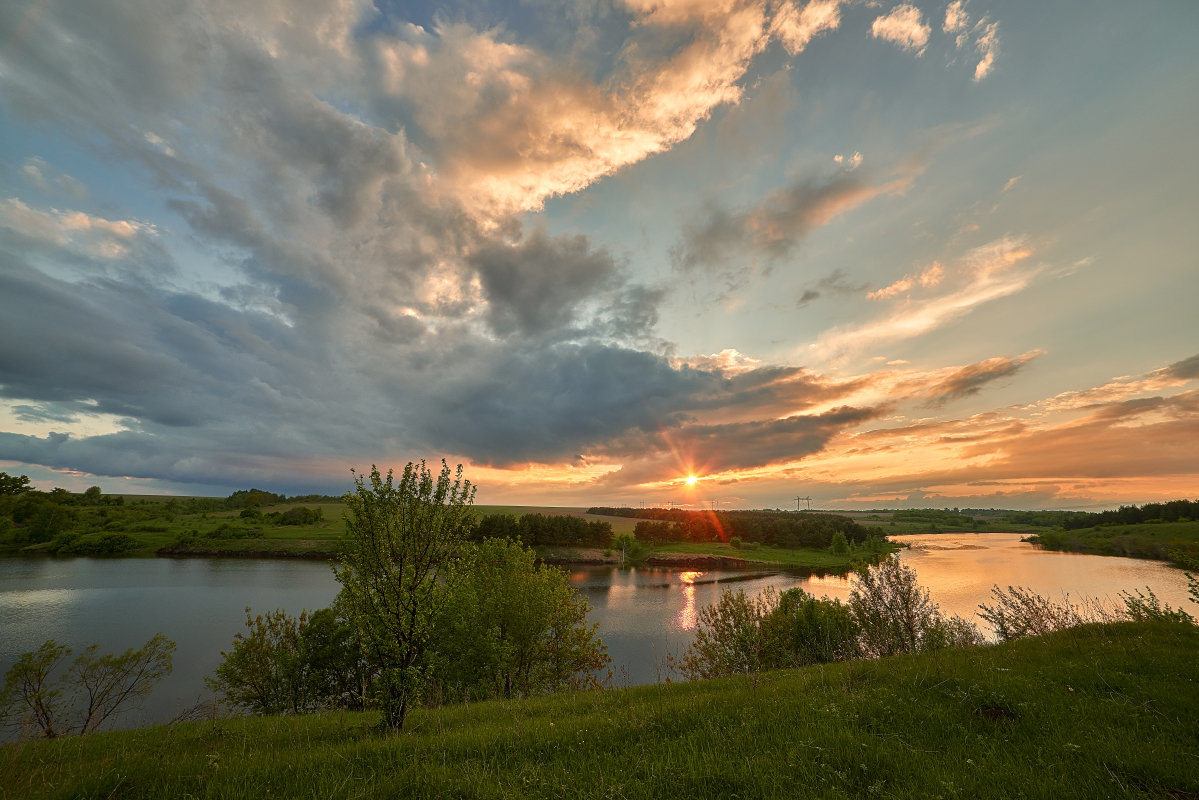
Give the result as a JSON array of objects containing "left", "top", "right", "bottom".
[
  {"left": 1, "top": 497, "right": 884, "bottom": 570},
  {"left": 2, "top": 621, "right": 1195, "bottom": 799}
]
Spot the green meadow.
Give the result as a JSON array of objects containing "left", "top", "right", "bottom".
[
  {"left": 2, "top": 621, "right": 1195, "bottom": 799},
  {"left": 0, "top": 494, "right": 885, "bottom": 570}
]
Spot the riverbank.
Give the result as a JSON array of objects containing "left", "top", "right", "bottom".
[
  {"left": 3, "top": 621, "right": 1195, "bottom": 799},
  {"left": 1025, "top": 520, "right": 1199, "bottom": 569}
]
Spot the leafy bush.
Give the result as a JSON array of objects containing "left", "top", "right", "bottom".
[
  {"left": 429, "top": 538, "right": 609, "bottom": 702},
  {"left": 47, "top": 532, "right": 140, "bottom": 555},
  {"left": 760, "top": 588, "right": 860, "bottom": 666},
  {"left": 207, "top": 605, "right": 369, "bottom": 716},
  {"left": 1119, "top": 587, "right": 1194, "bottom": 624},
  {"left": 678, "top": 587, "right": 861, "bottom": 680},
  {"left": 678, "top": 588, "right": 775, "bottom": 680},
  {"left": 848, "top": 557, "right": 978, "bottom": 656},
  {"left": 276, "top": 506, "right": 324, "bottom": 526}
]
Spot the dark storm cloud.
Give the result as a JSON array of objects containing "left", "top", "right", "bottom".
[
  {"left": 470, "top": 230, "right": 621, "bottom": 338},
  {"left": 11, "top": 405, "right": 78, "bottom": 425},
  {"left": 661, "top": 405, "right": 881, "bottom": 473},
  {"left": 407, "top": 342, "right": 714, "bottom": 465}
]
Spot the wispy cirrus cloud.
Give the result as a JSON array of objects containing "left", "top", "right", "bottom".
[{"left": 810, "top": 235, "right": 1039, "bottom": 363}]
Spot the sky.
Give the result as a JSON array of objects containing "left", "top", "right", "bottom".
[{"left": 1, "top": 0, "right": 1197, "bottom": 510}]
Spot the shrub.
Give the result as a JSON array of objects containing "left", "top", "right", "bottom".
[
  {"left": 678, "top": 588, "right": 775, "bottom": 680},
  {"left": 207, "top": 605, "right": 369, "bottom": 716},
  {"left": 1119, "top": 587, "right": 1194, "bottom": 624},
  {"left": 760, "top": 588, "right": 860, "bottom": 666},
  {"left": 848, "top": 557, "right": 981, "bottom": 656},
  {"left": 977, "top": 585, "right": 1097, "bottom": 641},
  {"left": 679, "top": 587, "right": 862, "bottom": 679}
]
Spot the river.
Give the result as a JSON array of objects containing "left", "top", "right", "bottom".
[{"left": 0, "top": 533, "right": 1192, "bottom": 734}]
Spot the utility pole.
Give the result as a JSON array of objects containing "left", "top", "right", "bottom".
[{"left": 796, "top": 495, "right": 813, "bottom": 511}]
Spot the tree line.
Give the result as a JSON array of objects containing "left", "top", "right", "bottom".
[
  {"left": 589, "top": 507, "right": 870, "bottom": 549},
  {"left": 472, "top": 512, "right": 613, "bottom": 548},
  {"left": 1052, "top": 499, "right": 1199, "bottom": 529}
]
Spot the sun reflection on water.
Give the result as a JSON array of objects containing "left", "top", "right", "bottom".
[{"left": 675, "top": 571, "right": 703, "bottom": 630}]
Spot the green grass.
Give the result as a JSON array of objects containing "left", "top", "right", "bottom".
[
  {"left": 1028, "top": 521, "right": 1199, "bottom": 569},
  {"left": 10, "top": 501, "right": 349, "bottom": 558},
  {"left": 2, "top": 622, "right": 1196, "bottom": 799}
]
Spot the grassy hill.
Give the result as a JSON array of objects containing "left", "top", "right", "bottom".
[{"left": 3, "top": 621, "right": 1196, "bottom": 799}]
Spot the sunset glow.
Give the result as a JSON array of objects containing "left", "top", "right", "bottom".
[{"left": 0, "top": 0, "right": 1195, "bottom": 509}]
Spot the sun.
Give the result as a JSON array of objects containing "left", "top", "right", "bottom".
[{"left": 685, "top": 475, "right": 698, "bottom": 486}]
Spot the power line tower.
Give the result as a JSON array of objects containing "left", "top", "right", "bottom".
[{"left": 796, "top": 495, "right": 813, "bottom": 511}]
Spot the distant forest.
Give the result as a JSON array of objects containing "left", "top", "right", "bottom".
[
  {"left": 1002, "top": 500, "right": 1199, "bottom": 530},
  {"left": 587, "top": 507, "right": 872, "bottom": 548}
]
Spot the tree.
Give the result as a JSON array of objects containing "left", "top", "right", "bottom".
[
  {"left": 208, "top": 602, "right": 371, "bottom": 715},
  {"left": 0, "top": 472, "right": 31, "bottom": 496},
  {"left": 430, "top": 538, "right": 608, "bottom": 701},
  {"left": 1, "top": 635, "right": 174, "bottom": 738},
  {"left": 334, "top": 461, "right": 475, "bottom": 732}
]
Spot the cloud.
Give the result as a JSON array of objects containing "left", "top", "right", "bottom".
[
  {"left": 936, "top": 1, "right": 1000, "bottom": 80},
  {"left": 943, "top": 1, "right": 969, "bottom": 36},
  {"left": 364, "top": 0, "right": 846, "bottom": 220},
  {"left": 867, "top": 262, "right": 945, "bottom": 301},
  {"left": 811, "top": 235, "right": 1037, "bottom": 362},
  {"left": 673, "top": 167, "right": 916, "bottom": 274},
  {"left": 972, "top": 20, "right": 1000, "bottom": 81},
  {"left": 0, "top": 198, "right": 159, "bottom": 262},
  {"left": 1166, "top": 353, "right": 1199, "bottom": 381},
  {"left": 771, "top": 0, "right": 843, "bottom": 55},
  {"left": 797, "top": 269, "right": 870, "bottom": 308},
  {"left": 919, "top": 351, "right": 1043, "bottom": 406},
  {"left": 1030, "top": 351, "right": 1199, "bottom": 413},
  {"left": 871, "top": 5, "right": 931, "bottom": 55},
  {"left": 19, "top": 157, "right": 88, "bottom": 200},
  {"left": 470, "top": 230, "right": 621, "bottom": 338}
]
